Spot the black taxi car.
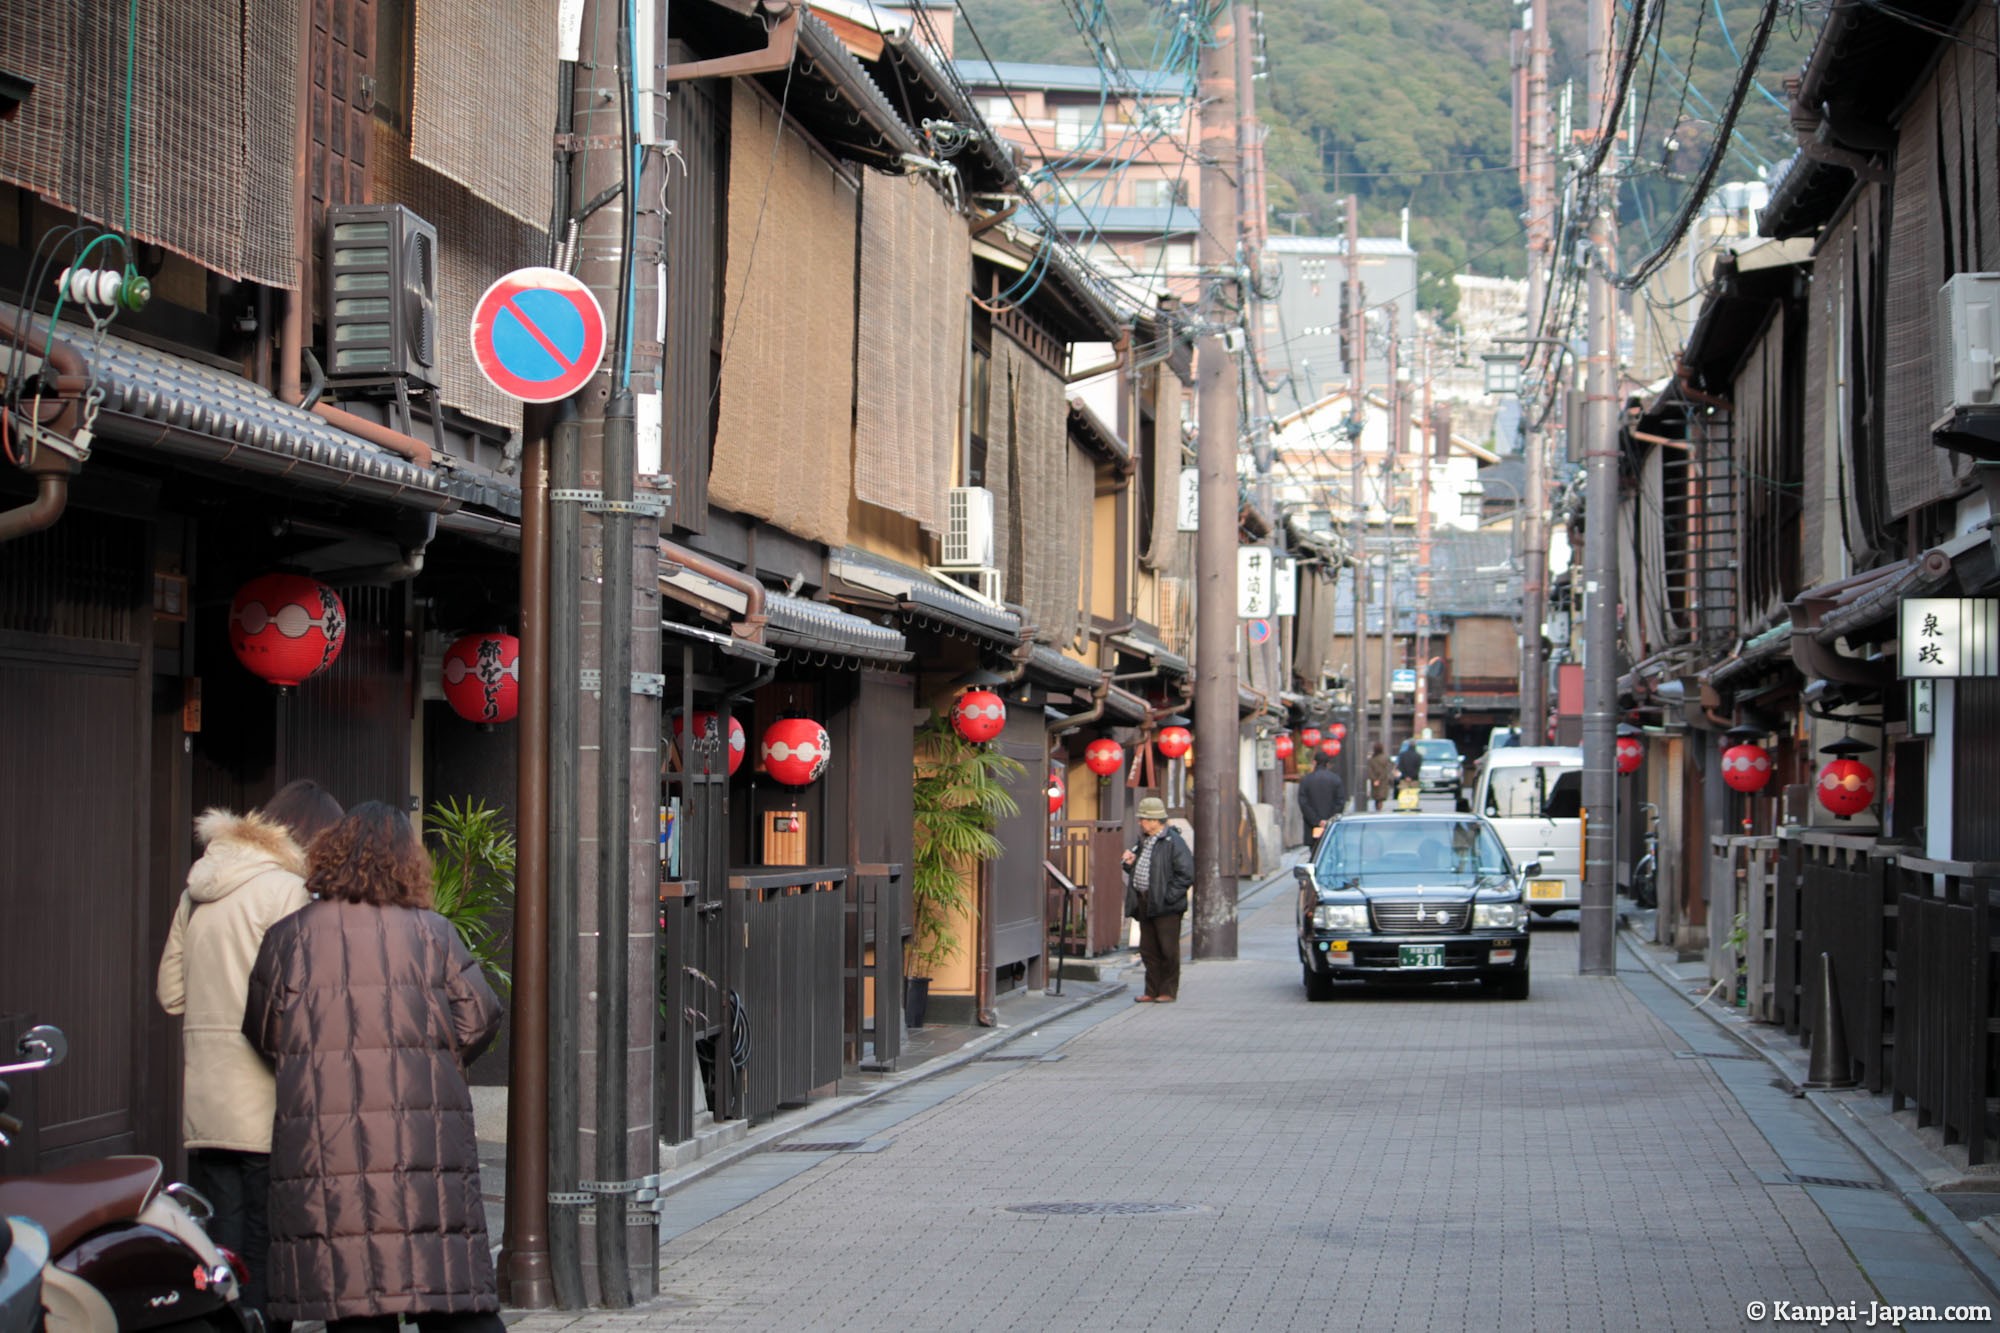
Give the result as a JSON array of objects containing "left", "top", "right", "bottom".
[{"left": 1294, "top": 812, "right": 1534, "bottom": 1000}]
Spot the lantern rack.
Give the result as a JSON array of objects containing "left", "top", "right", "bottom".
[{"left": 579, "top": 668, "right": 667, "bottom": 697}]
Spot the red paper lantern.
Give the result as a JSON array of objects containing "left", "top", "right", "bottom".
[
  {"left": 1816, "top": 758, "right": 1876, "bottom": 818},
  {"left": 760, "top": 717, "right": 830, "bottom": 786},
  {"left": 951, "top": 688, "right": 1008, "bottom": 743},
  {"left": 1721, "top": 743, "right": 1772, "bottom": 794},
  {"left": 442, "top": 633, "right": 521, "bottom": 724},
  {"left": 1047, "top": 769, "right": 1066, "bottom": 813},
  {"left": 1300, "top": 726, "right": 1323, "bottom": 748},
  {"left": 1320, "top": 738, "right": 1341, "bottom": 757},
  {"left": 1273, "top": 732, "right": 1295, "bottom": 761},
  {"left": 1330, "top": 723, "right": 1348, "bottom": 741},
  {"left": 1615, "top": 735, "right": 1643, "bottom": 775},
  {"left": 1157, "top": 725, "right": 1193, "bottom": 760},
  {"left": 1084, "top": 738, "right": 1125, "bottom": 777},
  {"left": 229, "top": 573, "right": 346, "bottom": 688},
  {"left": 672, "top": 709, "right": 746, "bottom": 776}
]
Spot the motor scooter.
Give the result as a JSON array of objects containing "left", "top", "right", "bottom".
[{"left": 0, "top": 1027, "right": 258, "bottom": 1333}]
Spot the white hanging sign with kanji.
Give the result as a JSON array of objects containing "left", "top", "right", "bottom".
[
  {"left": 1238, "top": 546, "right": 1275, "bottom": 617},
  {"left": 1898, "top": 597, "right": 2000, "bottom": 678}
]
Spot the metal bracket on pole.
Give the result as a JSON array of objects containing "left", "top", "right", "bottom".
[
  {"left": 550, "top": 488, "right": 601, "bottom": 505},
  {"left": 555, "top": 1174, "right": 666, "bottom": 1223},
  {"left": 586, "top": 496, "right": 668, "bottom": 518},
  {"left": 577, "top": 670, "right": 666, "bottom": 697}
]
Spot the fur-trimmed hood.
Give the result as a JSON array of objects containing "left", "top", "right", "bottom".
[{"left": 187, "top": 809, "right": 308, "bottom": 903}]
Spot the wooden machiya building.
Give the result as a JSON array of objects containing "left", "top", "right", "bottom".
[{"left": 0, "top": 0, "right": 535, "bottom": 1171}]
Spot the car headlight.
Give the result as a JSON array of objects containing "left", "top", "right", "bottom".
[
  {"left": 1472, "top": 902, "right": 1523, "bottom": 930},
  {"left": 1443, "top": 765, "right": 1461, "bottom": 779},
  {"left": 1312, "top": 903, "right": 1370, "bottom": 932}
]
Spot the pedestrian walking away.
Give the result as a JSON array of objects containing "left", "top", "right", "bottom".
[
  {"left": 1295, "top": 751, "right": 1346, "bottom": 851},
  {"left": 244, "top": 802, "right": 505, "bottom": 1333},
  {"left": 1123, "top": 796, "right": 1194, "bottom": 1002},
  {"left": 156, "top": 778, "right": 344, "bottom": 1331},
  {"left": 1367, "top": 741, "right": 1395, "bottom": 811}
]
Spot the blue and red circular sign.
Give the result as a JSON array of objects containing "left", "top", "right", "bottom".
[{"left": 469, "top": 267, "right": 607, "bottom": 403}]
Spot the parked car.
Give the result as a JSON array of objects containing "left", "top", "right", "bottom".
[
  {"left": 1294, "top": 812, "right": 1534, "bottom": 1000},
  {"left": 1471, "top": 745, "right": 1582, "bottom": 917}
]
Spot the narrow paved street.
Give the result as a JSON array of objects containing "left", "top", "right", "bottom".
[{"left": 512, "top": 882, "right": 1995, "bottom": 1331}]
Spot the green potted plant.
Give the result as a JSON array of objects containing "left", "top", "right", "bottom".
[
  {"left": 907, "top": 712, "right": 1024, "bottom": 1027},
  {"left": 426, "top": 796, "right": 518, "bottom": 994}
]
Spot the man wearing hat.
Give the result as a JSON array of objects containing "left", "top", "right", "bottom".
[{"left": 1123, "top": 797, "right": 1194, "bottom": 1003}]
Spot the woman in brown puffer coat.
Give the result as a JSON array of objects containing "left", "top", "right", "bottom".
[{"left": 244, "top": 802, "right": 503, "bottom": 1333}]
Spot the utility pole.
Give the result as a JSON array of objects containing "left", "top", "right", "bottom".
[
  {"left": 1521, "top": 0, "right": 1554, "bottom": 740},
  {"left": 1234, "top": 2, "right": 1281, "bottom": 812},
  {"left": 1414, "top": 333, "right": 1434, "bottom": 739},
  {"left": 1345, "top": 195, "right": 1368, "bottom": 801},
  {"left": 1580, "top": 0, "right": 1620, "bottom": 975},
  {"left": 1379, "top": 304, "right": 1399, "bottom": 752},
  {"left": 1192, "top": 8, "right": 1241, "bottom": 959}
]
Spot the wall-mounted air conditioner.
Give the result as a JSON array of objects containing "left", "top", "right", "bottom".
[
  {"left": 1940, "top": 273, "right": 2000, "bottom": 415},
  {"left": 944, "top": 485, "right": 996, "bottom": 568},
  {"left": 325, "top": 203, "right": 440, "bottom": 390}
]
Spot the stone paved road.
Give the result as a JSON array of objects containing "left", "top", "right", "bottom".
[{"left": 513, "top": 889, "right": 1980, "bottom": 1332}]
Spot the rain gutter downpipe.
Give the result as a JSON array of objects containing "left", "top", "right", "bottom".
[{"left": 0, "top": 310, "right": 83, "bottom": 543}]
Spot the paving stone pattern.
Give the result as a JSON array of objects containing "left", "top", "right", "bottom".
[{"left": 508, "top": 898, "right": 1912, "bottom": 1331}]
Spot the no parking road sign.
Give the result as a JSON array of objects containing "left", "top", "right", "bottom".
[{"left": 470, "top": 267, "right": 607, "bottom": 403}]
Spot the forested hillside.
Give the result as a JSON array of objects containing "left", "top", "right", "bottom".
[{"left": 957, "top": 0, "right": 1812, "bottom": 322}]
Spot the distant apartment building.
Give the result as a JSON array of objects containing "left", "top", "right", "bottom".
[{"left": 1260, "top": 234, "right": 1420, "bottom": 419}]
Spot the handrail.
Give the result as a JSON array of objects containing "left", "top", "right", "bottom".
[
  {"left": 728, "top": 866, "right": 850, "bottom": 892},
  {"left": 1893, "top": 853, "right": 2000, "bottom": 878}
]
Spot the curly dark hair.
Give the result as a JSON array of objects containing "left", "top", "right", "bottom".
[{"left": 307, "top": 801, "right": 434, "bottom": 909}]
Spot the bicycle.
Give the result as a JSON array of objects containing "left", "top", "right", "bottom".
[{"left": 1631, "top": 801, "right": 1659, "bottom": 909}]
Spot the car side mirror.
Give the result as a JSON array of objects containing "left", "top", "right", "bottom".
[
  {"left": 1293, "top": 864, "right": 1316, "bottom": 888},
  {"left": 1520, "top": 860, "right": 1543, "bottom": 878}
]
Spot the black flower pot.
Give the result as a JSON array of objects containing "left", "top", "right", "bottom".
[{"left": 903, "top": 975, "right": 931, "bottom": 1030}]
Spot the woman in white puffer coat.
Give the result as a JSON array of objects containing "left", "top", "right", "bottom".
[{"left": 157, "top": 780, "right": 343, "bottom": 1330}]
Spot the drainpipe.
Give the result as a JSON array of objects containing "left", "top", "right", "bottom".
[
  {"left": 277, "top": 0, "right": 435, "bottom": 470},
  {"left": 661, "top": 539, "right": 770, "bottom": 642},
  {"left": 0, "top": 313, "right": 85, "bottom": 543}
]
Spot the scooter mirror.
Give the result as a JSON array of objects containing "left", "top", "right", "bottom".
[{"left": 0, "top": 1025, "right": 67, "bottom": 1077}]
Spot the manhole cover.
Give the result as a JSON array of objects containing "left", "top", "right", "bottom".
[
  {"left": 1785, "top": 1173, "right": 1887, "bottom": 1191},
  {"left": 1005, "top": 1201, "right": 1204, "bottom": 1216}
]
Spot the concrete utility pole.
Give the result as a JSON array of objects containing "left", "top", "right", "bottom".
[
  {"left": 1345, "top": 195, "right": 1369, "bottom": 800},
  {"left": 1521, "top": 0, "right": 1554, "bottom": 741},
  {"left": 1234, "top": 2, "right": 1281, "bottom": 813},
  {"left": 1414, "top": 335, "right": 1434, "bottom": 739},
  {"left": 1379, "top": 304, "right": 1399, "bottom": 751},
  {"left": 1579, "top": 0, "right": 1620, "bottom": 975},
  {"left": 1192, "top": 9, "right": 1241, "bottom": 959}
]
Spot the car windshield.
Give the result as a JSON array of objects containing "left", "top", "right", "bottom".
[
  {"left": 1417, "top": 740, "right": 1459, "bottom": 760},
  {"left": 1314, "top": 819, "right": 1513, "bottom": 882},
  {"left": 1483, "top": 764, "right": 1583, "bottom": 819}
]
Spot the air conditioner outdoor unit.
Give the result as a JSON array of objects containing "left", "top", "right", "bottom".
[
  {"left": 944, "top": 486, "right": 996, "bottom": 568},
  {"left": 324, "top": 203, "right": 440, "bottom": 390},
  {"left": 1935, "top": 273, "right": 2000, "bottom": 458}
]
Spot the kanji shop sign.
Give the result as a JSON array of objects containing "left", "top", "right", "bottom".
[
  {"left": 1238, "top": 546, "right": 1275, "bottom": 617},
  {"left": 1898, "top": 598, "right": 2000, "bottom": 678}
]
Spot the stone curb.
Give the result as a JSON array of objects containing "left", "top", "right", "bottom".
[{"left": 1616, "top": 919, "right": 2000, "bottom": 1302}]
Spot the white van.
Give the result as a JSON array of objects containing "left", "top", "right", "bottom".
[{"left": 1472, "top": 745, "right": 1582, "bottom": 917}]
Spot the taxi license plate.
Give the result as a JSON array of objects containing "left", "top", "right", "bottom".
[
  {"left": 1398, "top": 944, "right": 1444, "bottom": 969},
  {"left": 1527, "top": 880, "right": 1565, "bottom": 901}
]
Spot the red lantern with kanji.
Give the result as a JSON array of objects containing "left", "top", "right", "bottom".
[
  {"left": 1156, "top": 726, "right": 1192, "bottom": 760},
  {"left": 951, "top": 689, "right": 1007, "bottom": 744},
  {"left": 760, "top": 717, "right": 830, "bottom": 786},
  {"left": 1273, "top": 732, "right": 1295, "bottom": 761},
  {"left": 1615, "top": 735, "right": 1643, "bottom": 775},
  {"left": 1047, "top": 769, "right": 1066, "bottom": 813},
  {"left": 1816, "top": 758, "right": 1876, "bottom": 818},
  {"left": 1330, "top": 723, "right": 1347, "bottom": 741},
  {"left": 1300, "top": 726, "right": 1323, "bottom": 748},
  {"left": 1320, "top": 738, "right": 1341, "bottom": 758},
  {"left": 229, "top": 573, "right": 346, "bottom": 688},
  {"left": 1084, "top": 738, "right": 1124, "bottom": 777},
  {"left": 672, "top": 709, "right": 746, "bottom": 776},
  {"left": 1721, "top": 743, "right": 1772, "bottom": 793},
  {"left": 442, "top": 633, "right": 520, "bottom": 724}
]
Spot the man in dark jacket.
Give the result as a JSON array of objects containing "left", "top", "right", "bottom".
[
  {"left": 1296, "top": 752, "right": 1347, "bottom": 850},
  {"left": 1396, "top": 740, "right": 1424, "bottom": 785},
  {"left": 1123, "top": 796, "right": 1194, "bottom": 1003}
]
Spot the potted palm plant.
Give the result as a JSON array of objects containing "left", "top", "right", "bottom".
[
  {"left": 426, "top": 796, "right": 518, "bottom": 994},
  {"left": 907, "top": 711, "right": 1023, "bottom": 1028}
]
